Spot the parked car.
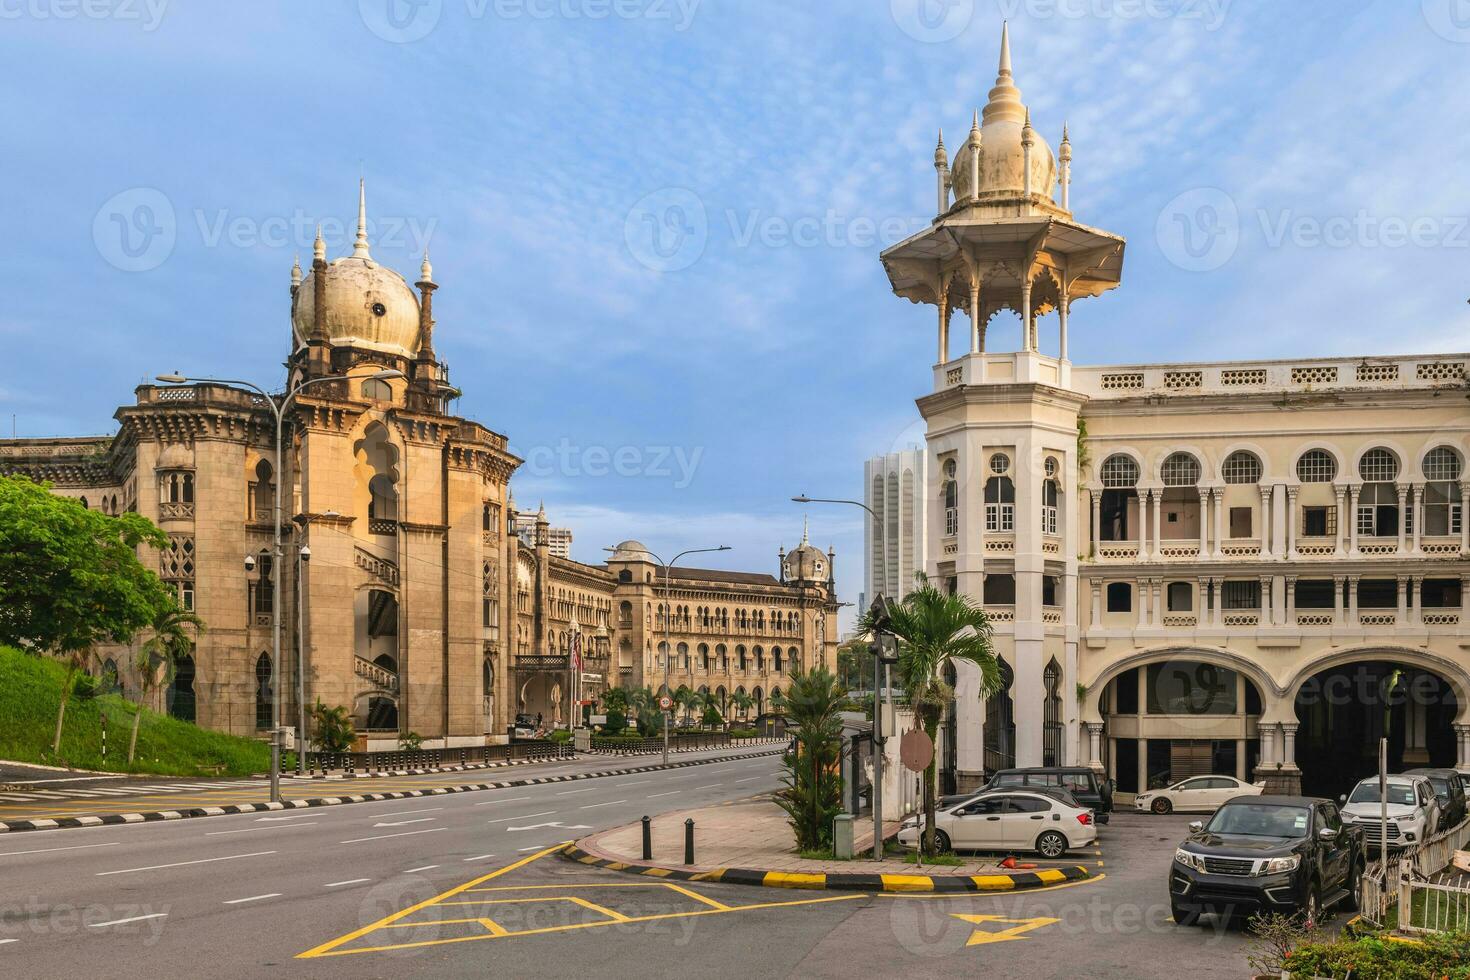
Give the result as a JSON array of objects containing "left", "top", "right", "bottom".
[
  {"left": 1169, "top": 796, "right": 1364, "bottom": 926},
  {"left": 1403, "top": 768, "right": 1468, "bottom": 832},
  {"left": 985, "top": 767, "right": 1114, "bottom": 823},
  {"left": 1340, "top": 775, "right": 1440, "bottom": 851},
  {"left": 897, "top": 789, "right": 1097, "bottom": 858},
  {"left": 1458, "top": 769, "right": 1470, "bottom": 797},
  {"left": 939, "top": 785, "right": 1084, "bottom": 811},
  {"left": 1135, "top": 775, "right": 1265, "bottom": 815}
]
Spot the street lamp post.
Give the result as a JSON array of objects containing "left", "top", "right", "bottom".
[
  {"left": 792, "top": 494, "right": 891, "bottom": 860},
  {"left": 158, "top": 369, "right": 402, "bottom": 802},
  {"left": 291, "top": 508, "right": 339, "bottom": 776},
  {"left": 605, "top": 543, "right": 730, "bottom": 766}
]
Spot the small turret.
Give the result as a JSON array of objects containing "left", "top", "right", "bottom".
[{"left": 1058, "top": 122, "right": 1072, "bottom": 211}]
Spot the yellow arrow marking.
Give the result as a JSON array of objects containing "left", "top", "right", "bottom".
[{"left": 949, "top": 913, "right": 1060, "bottom": 946}]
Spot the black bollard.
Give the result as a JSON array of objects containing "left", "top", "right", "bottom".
[
  {"left": 684, "top": 818, "right": 695, "bottom": 866},
  {"left": 641, "top": 815, "right": 653, "bottom": 861}
]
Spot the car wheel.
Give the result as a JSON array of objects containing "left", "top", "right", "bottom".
[
  {"left": 1343, "top": 861, "right": 1363, "bottom": 913},
  {"left": 1303, "top": 883, "right": 1321, "bottom": 928},
  {"left": 1170, "top": 902, "right": 1199, "bottom": 927},
  {"left": 933, "top": 830, "right": 952, "bottom": 853},
  {"left": 1152, "top": 797, "right": 1173, "bottom": 815},
  {"left": 1035, "top": 831, "right": 1067, "bottom": 858}
]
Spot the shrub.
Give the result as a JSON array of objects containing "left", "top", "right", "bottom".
[
  {"left": 1279, "top": 931, "right": 1470, "bottom": 979},
  {"left": 602, "top": 710, "right": 627, "bottom": 734},
  {"left": 701, "top": 705, "right": 723, "bottom": 727},
  {"left": 310, "top": 700, "right": 355, "bottom": 752},
  {"left": 547, "top": 729, "right": 573, "bottom": 743},
  {"left": 729, "top": 727, "right": 758, "bottom": 739},
  {"left": 398, "top": 731, "right": 424, "bottom": 751}
]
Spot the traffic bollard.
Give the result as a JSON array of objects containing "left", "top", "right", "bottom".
[
  {"left": 684, "top": 818, "right": 695, "bottom": 866},
  {"left": 641, "top": 815, "right": 652, "bottom": 861}
]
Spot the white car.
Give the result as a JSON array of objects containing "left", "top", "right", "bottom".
[
  {"left": 1341, "top": 775, "right": 1440, "bottom": 851},
  {"left": 896, "top": 789, "right": 1097, "bottom": 858},
  {"left": 1134, "top": 775, "right": 1264, "bottom": 815}
]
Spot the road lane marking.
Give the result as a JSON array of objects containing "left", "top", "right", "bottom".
[
  {"left": 734, "top": 777, "right": 763, "bottom": 783},
  {"left": 646, "top": 791, "right": 679, "bottom": 799},
  {"left": 612, "top": 780, "right": 649, "bottom": 787},
  {"left": 371, "top": 818, "right": 436, "bottom": 828},
  {"left": 369, "top": 807, "right": 442, "bottom": 818},
  {"left": 325, "top": 879, "right": 371, "bottom": 887},
  {"left": 486, "top": 811, "right": 555, "bottom": 825},
  {"left": 89, "top": 913, "right": 169, "bottom": 928},
  {"left": 206, "top": 823, "right": 318, "bottom": 836},
  {"left": 0, "top": 938, "right": 16, "bottom": 945},
  {"left": 0, "top": 841, "right": 119, "bottom": 857},
  {"left": 96, "top": 851, "right": 276, "bottom": 877},
  {"left": 694, "top": 784, "right": 723, "bottom": 789},
  {"left": 224, "top": 894, "right": 281, "bottom": 905},
  {"left": 462, "top": 854, "right": 497, "bottom": 862},
  {"left": 579, "top": 800, "right": 626, "bottom": 809},
  {"left": 474, "top": 796, "right": 530, "bottom": 807},
  {"left": 340, "top": 828, "right": 446, "bottom": 844},
  {"left": 405, "top": 865, "right": 439, "bottom": 873},
  {"left": 554, "top": 789, "right": 594, "bottom": 796}
]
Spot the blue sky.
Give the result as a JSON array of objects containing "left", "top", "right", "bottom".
[{"left": 3, "top": 1, "right": 1469, "bottom": 631}]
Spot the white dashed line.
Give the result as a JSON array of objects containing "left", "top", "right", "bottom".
[
  {"left": 554, "top": 788, "right": 594, "bottom": 796},
  {"left": 646, "top": 791, "right": 679, "bottom": 799},
  {"left": 97, "top": 851, "right": 276, "bottom": 877},
  {"left": 340, "top": 828, "right": 446, "bottom": 844},
  {"left": 734, "top": 776, "right": 763, "bottom": 783},
  {"left": 223, "top": 894, "right": 280, "bottom": 905},
  {"left": 405, "top": 865, "right": 439, "bottom": 873},
  {"left": 324, "top": 878, "right": 371, "bottom": 887},
  {"left": 694, "top": 784, "right": 723, "bottom": 789},
  {"left": 475, "top": 796, "right": 531, "bottom": 806},
  {"left": 206, "top": 823, "right": 318, "bottom": 836},
  {"left": 462, "top": 854, "right": 497, "bottom": 862},
  {"left": 0, "top": 938, "right": 17, "bottom": 945},
  {"left": 579, "top": 800, "right": 626, "bottom": 809},
  {"left": 612, "top": 780, "right": 649, "bottom": 787},
  {"left": 89, "top": 913, "right": 168, "bottom": 928},
  {"left": 368, "top": 807, "right": 442, "bottom": 818},
  {"left": 0, "top": 841, "right": 119, "bottom": 857},
  {"left": 486, "top": 811, "right": 555, "bottom": 825}
]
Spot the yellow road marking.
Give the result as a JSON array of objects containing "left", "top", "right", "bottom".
[
  {"left": 880, "top": 874, "right": 936, "bottom": 892},
  {"left": 659, "top": 882, "right": 731, "bottom": 910},
  {"left": 566, "top": 897, "right": 630, "bottom": 922},
  {"left": 951, "top": 913, "right": 1060, "bottom": 946},
  {"left": 297, "top": 841, "right": 570, "bottom": 958},
  {"left": 872, "top": 874, "right": 1105, "bottom": 899},
  {"left": 762, "top": 871, "right": 826, "bottom": 889}
]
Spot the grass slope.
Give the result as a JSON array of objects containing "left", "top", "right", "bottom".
[{"left": 0, "top": 646, "right": 272, "bottom": 776}]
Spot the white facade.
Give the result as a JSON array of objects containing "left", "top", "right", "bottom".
[{"left": 864, "top": 450, "right": 928, "bottom": 605}]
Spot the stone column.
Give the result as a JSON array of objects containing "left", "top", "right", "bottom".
[
  {"left": 1137, "top": 579, "right": 1149, "bottom": 630},
  {"left": 1212, "top": 488, "right": 1225, "bottom": 558},
  {"left": 1059, "top": 295, "right": 1070, "bottom": 361},
  {"left": 1333, "top": 575, "right": 1346, "bottom": 627},
  {"left": 1286, "top": 486, "right": 1299, "bottom": 559},
  {"left": 1285, "top": 575, "right": 1297, "bottom": 627},
  {"left": 1412, "top": 484, "right": 1425, "bottom": 554},
  {"left": 1151, "top": 579, "right": 1164, "bottom": 627},
  {"left": 1090, "top": 580, "right": 1102, "bottom": 627},
  {"left": 1136, "top": 738, "right": 1148, "bottom": 793},
  {"left": 1334, "top": 485, "right": 1347, "bottom": 556},
  {"left": 968, "top": 273, "right": 982, "bottom": 355},
  {"left": 1461, "top": 573, "right": 1470, "bottom": 623},
  {"left": 1087, "top": 723, "right": 1103, "bottom": 769},
  {"left": 1151, "top": 489, "right": 1163, "bottom": 558},
  {"left": 1259, "top": 724, "right": 1278, "bottom": 769},
  {"left": 1138, "top": 490, "right": 1150, "bottom": 558},
  {"left": 1090, "top": 490, "right": 1101, "bottom": 557},
  {"left": 1411, "top": 575, "right": 1423, "bottom": 626},
  {"left": 1020, "top": 277, "right": 1034, "bottom": 352},
  {"left": 1197, "top": 575, "right": 1210, "bottom": 626},
  {"left": 1348, "top": 485, "right": 1361, "bottom": 555},
  {"left": 1212, "top": 577, "right": 1225, "bottom": 627},
  {"left": 1259, "top": 575, "right": 1272, "bottom": 626},
  {"left": 1348, "top": 574, "right": 1360, "bottom": 624},
  {"left": 1461, "top": 482, "right": 1470, "bottom": 554},
  {"left": 936, "top": 277, "right": 951, "bottom": 364},
  {"left": 1397, "top": 575, "right": 1409, "bottom": 623},
  {"left": 1198, "top": 488, "right": 1210, "bottom": 555},
  {"left": 1396, "top": 485, "right": 1409, "bottom": 553},
  {"left": 1258, "top": 485, "right": 1273, "bottom": 554},
  {"left": 1281, "top": 723, "right": 1299, "bottom": 769}
]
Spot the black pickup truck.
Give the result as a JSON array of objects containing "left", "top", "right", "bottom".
[{"left": 1169, "top": 795, "right": 1365, "bottom": 925}]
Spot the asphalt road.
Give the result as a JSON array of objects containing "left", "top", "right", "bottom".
[{"left": 1, "top": 760, "right": 1337, "bottom": 979}]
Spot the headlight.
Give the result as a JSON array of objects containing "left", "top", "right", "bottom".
[
  {"left": 1173, "top": 848, "right": 1205, "bottom": 872},
  {"left": 1258, "top": 855, "right": 1301, "bottom": 875}
]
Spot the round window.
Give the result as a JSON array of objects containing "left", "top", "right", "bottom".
[
  {"left": 1044, "top": 456, "right": 1058, "bottom": 477},
  {"left": 371, "top": 302, "right": 387, "bottom": 317},
  {"left": 989, "top": 453, "right": 1010, "bottom": 475}
]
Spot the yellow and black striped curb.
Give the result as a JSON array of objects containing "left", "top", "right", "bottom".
[
  {"left": 561, "top": 844, "right": 1091, "bottom": 893},
  {"left": 0, "top": 748, "right": 783, "bottom": 835}
]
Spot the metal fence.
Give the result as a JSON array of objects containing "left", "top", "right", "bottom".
[
  {"left": 1358, "top": 817, "right": 1470, "bottom": 931},
  {"left": 588, "top": 733, "right": 785, "bottom": 755},
  {"left": 302, "top": 740, "right": 572, "bottom": 775}
]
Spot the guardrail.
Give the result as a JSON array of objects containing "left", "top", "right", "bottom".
[
  {"left": 588, "top": 734, "right": 786, "bottom": 756},
  {"left": 1358, "top": 816, "right": 1470, "bottom": 929},
  {"left": 301, "top": 741, "right": 572, "bottom": 775}
]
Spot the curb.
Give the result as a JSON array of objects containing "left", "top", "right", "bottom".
[
  {"left": 0, "top": 748, "right": 783, "bottom": 835},
  {"left": 560, "top": 844, "right": 1092, "bottom": 893}
]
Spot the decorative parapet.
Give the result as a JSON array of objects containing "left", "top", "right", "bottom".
[{"left": 1072, "top": 354, "right": 1468, "bottom": 399}]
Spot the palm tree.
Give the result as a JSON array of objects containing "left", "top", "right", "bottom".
[
  {"left": 864, "top": 573, "right": 999, "bottom": 858},
  {"left": 730, "top": 690, "right": 754, "bottom": 723},
  {"left": 131, "top": 603, "right": 205, "bottom": 764},
  {"left": 773, "top": 667, "right": 847, "bottom": 851},
  {"left": 672, "top": 684, "right": 693, "bottom": 724}
]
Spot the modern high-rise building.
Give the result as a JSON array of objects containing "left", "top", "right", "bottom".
[
  {"left": 881, "top": 25, "right": 1470, "bottom": 800},
  {"left": 864, "top": 450, "right": 927, "bottom": 606}
]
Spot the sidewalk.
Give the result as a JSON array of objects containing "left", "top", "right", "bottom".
[{"left": 569, "top": 799, "right": 1095, "bottom": 892}]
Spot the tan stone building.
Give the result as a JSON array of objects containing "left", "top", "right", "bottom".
[
  {"left": 1, "top": 185, "right": 838, "bottom": 748},
  {"left": 882, "top": 26, "right": 1470, "bottom": 800}
]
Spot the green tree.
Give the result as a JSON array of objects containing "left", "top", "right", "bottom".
[
  {"left": 730, "top": 689, "right": 754, "bottom": 722},
  {"left": 836, "top": 638, "right": 874, "bottom": 691},
  {"left": 131, "top": 602, "right": 205, "bottom": 763},
  {"left": 672, "top": 684, "right": 693, "bottom": 723},
  {"left": 0, "top": 475, "right": 175, "bottom": 754},
  {"left": 773, "top": 667, "right": 846, "bottom": 852},
  {"left": 864, "top": 573, "right": 1000, "bottom": 858},
  {"left": 310, "top": 700, "right": 355, "bottom": 752}
]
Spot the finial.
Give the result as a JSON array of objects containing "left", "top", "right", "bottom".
[
  {"left": 1022, "top": 107, "right": 1034, "bottom": 142},
  {"left": 290, "top": 254, "right": 302, "bottom": 287},
  {"left": 933, "top": 128, "right": 949, "bottom": 169},
  {"left": 983, "top": 22, "right": 1025, "bottom": 125},
  {"left": 999, "top": 20, "right": 1011, "bottom": 77},
  {"left": 801, "top": 514, "right": 809, "bottom": 545},
  {"left": 971, "top": 108, "right": 981, "bottom": 134},
  {"left": 313, "top": 224, "right": 325, "bottom": 263},
  {"left": 1062, "top": 121, "right": 1070, "bottom": 144},
  {"left": 419, "top": 247, "right": 434, "bottom": 284},
  {"left": 352, "top": 178, "right": 371, "bottom": 258}
]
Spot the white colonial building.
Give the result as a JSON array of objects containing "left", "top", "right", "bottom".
[
  {"left": 880, "top": 25, "right": 1470, "bottom": 800},
  {"left": 863, "top": 450, "right": 928, "bottom": 614}
]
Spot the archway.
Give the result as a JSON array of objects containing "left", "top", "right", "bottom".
[
  {"left": 167, "top": 653, "right": 196, "bottom": 723},
  {"left": 983, "top": 657, "right": 1015, "bottom": 774},
  {"left": 1294, "top": 659, "right": 1460, "bottom": 800}
]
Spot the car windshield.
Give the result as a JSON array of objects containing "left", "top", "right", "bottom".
[
  {"left": 1204, "top": 803, "right": 1310, "bottom": 838},
  {"left": 1348, "top": 782, "right": 1416, "bottom": 806}
]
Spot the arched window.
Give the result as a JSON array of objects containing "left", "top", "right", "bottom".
[
  {"left": 101, "top": 657, "right": 122, "bottom": 695},
  {"left": 772, "top": 647, "right": 783, "bottom": 673},
  {"left": 984, "top": 658, "right": 1015, "bottom": 772},
  {"left": 942, "top": 458, "right": 958, "bottom": 536},
  {"left": 754, "top": 646, "right": 765, "bottom": 671},
  {"left": 254, "top": 652, "right": 272, "bottom": 729},
  {"left": 78, "top": 496, "right": 88, "bottom": 509},
  {"left": 1042, "top": 660, "right": 1062, "bottom": 767},
  {"left": 1167, "top": 581, "right": 1193, "bottom": 612},
  {"left": 1106, "top": 582, "right": 1132, "bottom": 613},
  {"left": 1357, "top": 448, "right": 1400, "bottom": 537},
  {"left": 1296, "top": 449, "right": 1337, "bottom": 483},
  {"left": 677, "top": 642, "right": 689, "bottom": 672},
  {"left": 698, "top": 644, "right": 710, "bottom": 671},
  {"left": 361, "top": 377, "right": 392, "bottom": 402},
  {"left": 1100, "top": 454, "right": 1139, "bottom": 488},
  {"left": 1221, "top": 451, "right": 1262, "bottom": 485},
  {"left": 736, "top": 645, "right": 747, "bottom": 672},
  {"left": 168, "top": 653, "right": 196, "bottom": 723},
  {"left": 1099, "top": 454, "right": 1139, "bottom": 542},
  {"left": 984, "top": 476, "right": 1015, "bottom": 532},
  {"left": 251, "top": 459, "right": 273, "bottom": 521},
  {"left": 1160, "top": 452, "right": 1200, "bottom": 487},
  {"left": 715, "top": 643, "right": 727, "bottom": 671},
  {"left": 1422, "top": 447, "right": 1464, "bottom": 537},
  {"left": 1041, "top": 476, "right": 1059, "bottom": 535}
]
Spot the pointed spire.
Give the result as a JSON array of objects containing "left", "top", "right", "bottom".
[
  {"left": 801, "top": 514, "right": 810, "bottom": 545},
  {"left": 983, "top": 22, "right": 1025, "bottom": 125},
  {"left": 1022, "top": 107, "right": 1034, "bottom": 143},
  {"left": 933, "top": 128, "right": 948, "bottom": 168},
  {"left": 1059, "top": 122, "right": 1072, "bottom": 162},
  {"left": 290, "top": 254, "right": 302, "bottom": 288},
  {"left": 419, "top": 247, "right": 434, "bottom": 285},
  {"left": 352, "top": 178, "right": 371, "bottom": 259},
  {"left": 313, "top": 224, "right": 325, "bottom": 263},
  {"left": 999, "top": 20, "right": 1011, "bottom": 78}
]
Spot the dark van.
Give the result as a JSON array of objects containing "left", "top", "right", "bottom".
[{"left": 986, "top": 767, "right": 1114, "bottom": 823}]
